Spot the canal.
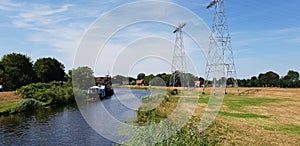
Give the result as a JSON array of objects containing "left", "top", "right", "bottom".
[{"left": 0, "top": 88, "right": 151, "bottom": 145}]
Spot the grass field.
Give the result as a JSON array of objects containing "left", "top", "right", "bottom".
[
  {"left": 135, "top": 87, "right": 300, "bottom": 145},
  {"left": 0, "top": 92, "right": 23, "bottom": 114}
]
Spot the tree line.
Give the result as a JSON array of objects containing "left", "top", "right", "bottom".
[
  {"left": 237, "top": 70, "right": 300, "bottom": 88},
  {"left": 0, "top": 53, "right": 66, "bottom": 91},
  {"left": 112, "top": 72, "right": 203, "bottom": 87},
  {"left": 113, "top": 70, "right": 300, "bottom": 88},
  {"left": 1, "top": 53, "right": 299, "bottom": 91}
]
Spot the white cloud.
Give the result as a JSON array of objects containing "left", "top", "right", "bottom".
[
  {"left": 73, "top": 1, "right": 211, "bottom": 76},
  {"left": 1, "top": 0, "right": 211, "bottom": 75},
  {"left": 11, "top": 4, "right": 72, "bottom": 28},
  {"left": 0, "top": 0, "right": 20, "bottom": 11}
]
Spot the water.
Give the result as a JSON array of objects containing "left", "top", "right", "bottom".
[{"left": 0, "top": 88, "right": 151, "bottom": 145}]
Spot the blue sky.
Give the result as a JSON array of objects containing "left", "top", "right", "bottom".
[{"left": 0, "top": 0, "right": 299, "bottom": 78}]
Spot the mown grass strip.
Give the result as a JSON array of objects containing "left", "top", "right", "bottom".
[
  {"left": 264, "top": 124, "right": 300, "bottom": 136},
  {"left": 219, "top": 111, "right": 270, "bottom": 119},
  {"left": 223, "top": 95, "right": 279, "bottom": 110}
]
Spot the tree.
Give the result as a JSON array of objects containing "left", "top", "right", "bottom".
[
  {"left": 283, "top": 70, "right": 299, "bottom": 88},
  {"left": 284, "top": 70, "right": 299, "bottom": 81},
  {"left": 258, "top": 71, "right": 280, "bottom": 87},
  {"left": 156, "top": 73, "right": 171, "bottom": 86},
  {"left": 0, "top": 53, "right": 36, "bottom": 90},
  {"left": 137, "top": 73, "right": 146, "bottom": 80},
  {"left": 72, "top": 66, "right": 94, "bottom": 89},
  {"left": 33, "top": 57, "right": 65, "bottom": 83},
  {"left": 170, "top": 71, "right": 182, "bottom": 87},
  {"left": 143, "top": 74, "right": 154, "bottom": 86}
]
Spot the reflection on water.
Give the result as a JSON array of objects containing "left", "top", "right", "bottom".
[{"left": 0, "top": 88, "right": 150, "bottom": 145}]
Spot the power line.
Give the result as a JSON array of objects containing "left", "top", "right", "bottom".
[
  {"left": 170, "top": 23, "right": 188, "bottom": 87},
  {"left": 203, "top": 0, "right": 239, "bottom": 94}
]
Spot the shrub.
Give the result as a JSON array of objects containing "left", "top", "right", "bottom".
[
  {"left": 17, "top": 82, "right": 75, "bottom": 104},
  {"left": 168, "top": 89, "right": 178, "bottom": 95},
  {"left": 11, "top": 98, "right": 42, "bottom": 113}
]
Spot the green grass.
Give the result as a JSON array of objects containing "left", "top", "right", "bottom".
[
  {"left": 0, "top": 105, "right": 13, "bottom": 114},
  {"left": 224, "top": 96, "right": 278, "bottom": 110},
  {"left": 264, "top": 124, "right": 300, "bottom": 136},
  {"left": 219, "top": 111, "right": 270, "bottom": 119},
  {"left": 198, "top": 94, "right": 279, "bottom": 111}
]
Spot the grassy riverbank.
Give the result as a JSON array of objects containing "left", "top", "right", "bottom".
[
  {"left": 0, "top": 82, "right": 77, "bottom": 116},
  {"left": 0, "top": 92, "right": 23, "bottom": 115},
  {"left": 124, "top": 87, "right": 300, "bottom": 145}
]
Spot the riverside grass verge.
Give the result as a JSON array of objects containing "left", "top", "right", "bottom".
[
  {"left": 122, "top": 87, "right": 300, "bottom": 145},
  {"left": 0, "top": 82, "right": 81, "bottom": 116}
]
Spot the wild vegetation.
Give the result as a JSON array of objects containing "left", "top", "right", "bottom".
[{"left": 0, "top": 82, "right": 75, "bottom": 116}]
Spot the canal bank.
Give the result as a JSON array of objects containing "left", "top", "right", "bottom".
[
  {"left": 0, "top": 88, "right": 151, "bottom": 145},
  {"left": 0, "top": 92, "right": 23, "bottom": 116}
]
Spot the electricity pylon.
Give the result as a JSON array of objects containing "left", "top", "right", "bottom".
[
  {"left": 203, "top": 0, "right": 239, "bottom": 94},
  {"left": 170, "top": 23, "right": 188, "bottom": 87}
]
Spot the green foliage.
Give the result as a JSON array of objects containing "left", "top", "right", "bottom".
[
  {"left": 168, "top": 89, "right": 178, "bottom": 95},
  {"left": 141, "top": 94, "right": 165, "bottom": 103},
  {"left": 17, "top": 82, "right": 75, "bottom": 104},
  {"left": 0, "top": 53, "right": 36, "bottom": 90},
  {"left": 284, "top": 70, "right": 300, "bottom": 81},
  {"left": 137, "top": 73, "right": 146, "bottom": 80},
  {"left": 11, "top": 98, "right": 42, "bottom": 113},
  {"left": 124, "top": 92, "right": 221, "bottom": 146},
  {"left": 71, "top": 66, "right": 95, "bottom": 90},
  {"left": 238, "top": 70, "right": 300, "bottom": 88},
  {"left": 33, "top": 57, "right": 65, "bottom": 83}
]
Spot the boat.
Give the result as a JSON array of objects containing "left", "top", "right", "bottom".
[{"left": 87, "top": 75, "right": 114, "bottom": 99}]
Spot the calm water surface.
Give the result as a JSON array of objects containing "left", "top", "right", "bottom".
[{"left": 0, "top": 88, "right": 151, "bottom": 145}]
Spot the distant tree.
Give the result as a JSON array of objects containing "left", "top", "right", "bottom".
[
  {"left": 284, "top": 70, "right": 299, "bottom": 81},
  {"left": 250, "top": 76, "right": 258, "bottom": 87},
  {"left": 184, "top": 73, "right": 198, "bottom": 87},
  {"left": 258, "top": 71, "right": 280, "bottom": 87},
  {"left": 72, "top": 66, "right": 94, "bottom": 89},
  {"left": 112, "top": 75, "right": 128, "bottom": 85},
  {"left": 65, "top": 70, "right": 72, "bottom": 87},
  {"left": 197, "top": 77, "right": 204, "bottom": 87},
  {"left": 137, "top": 73, "right": 146, "bottom": 80},
  {"left": 33, "top": 57, "right": 65, "bottom": 83},
  {"left": 0, "top": 53, "right": 36, "bottom": 90},
  {"left": 226, "top": 77, "right": 234, "bottom": 86},
  {"left": 169, "top": 71, "right": 182, "bottom": 87},
  {"left": 282, "top": 70, "right": 300, "bottom": 88},
  {"left": 128, "top": 77, "right": 136, "bottom": 85},
  {"left": 143, "top": 74, "right": 154, "bottom": 86},
  {"left": 0, "top": 62, "right": 4, "bottom": 85}
]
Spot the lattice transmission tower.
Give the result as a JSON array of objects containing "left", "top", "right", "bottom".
[
  {"left": 203, "top": 0, "right": 239, "bottom": 94},
  {"left": 170, "top": 23, "right": 188, "bottom": 87}
]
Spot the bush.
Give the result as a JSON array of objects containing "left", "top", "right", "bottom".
[
  {"left": 16, "top": 82, "right": 75, "bottom": 105},
  {"left": 141, "top": 94, "right": 165, "bottom": 103},
  {"left": 11, "top": 98, "right": 42, "bottom": 113},
  {"left": 168, "top": 89, "right": 178, "bottom": 95}
]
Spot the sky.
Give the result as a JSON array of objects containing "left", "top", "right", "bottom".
[{"left": 0, "top": 0, "right": 299, "bottom": 78}]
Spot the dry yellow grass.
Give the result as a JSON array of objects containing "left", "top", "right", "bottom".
[
  {"left": 0, "top": 92, "right": 23, "bottom": 113},
  {"left": 214, "top": 88, "right": 300, "bottom": 145},
  {"left": 146, "top": 87, "right": 300, "bottom": 145}
]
